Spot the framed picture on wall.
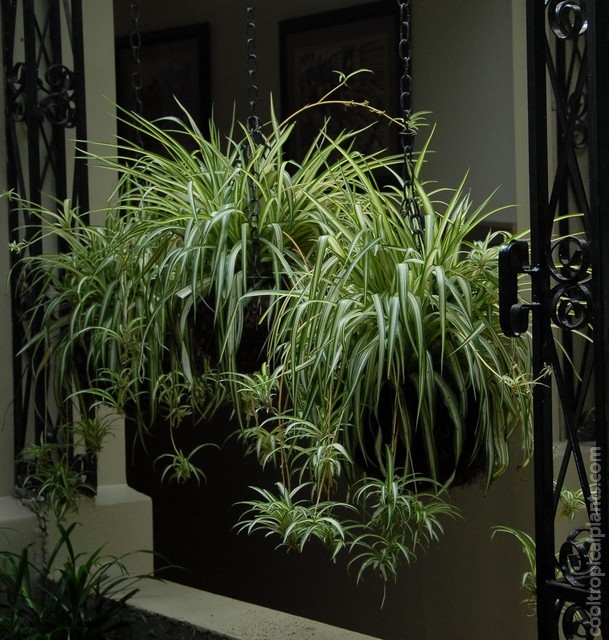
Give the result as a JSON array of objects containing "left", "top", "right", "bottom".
[
  {"left": 279, "top": 2, "right": 400, "bottom": 160},
  {"left": 115, "top": 24, "right": 211, "bottom": 145}
]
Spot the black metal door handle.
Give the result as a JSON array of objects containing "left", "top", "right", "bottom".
[{"left": 498, "top": 240, "right": 533, "bottom": 338}]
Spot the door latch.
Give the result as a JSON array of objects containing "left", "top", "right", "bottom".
[{"left": 498, "top": 240, "right": 537, "bottom": 338}]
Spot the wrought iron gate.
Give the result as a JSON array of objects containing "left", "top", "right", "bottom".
[
  {"left": 3, "top": 1, "right": 609, "bottom": 637},
  {"left": 501, "top": 1, "right": 609, "bottom": 637},
  {"left": 1, "top": 0, "right": 90, "bottom": 478}
]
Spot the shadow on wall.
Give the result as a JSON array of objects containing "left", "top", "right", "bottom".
[{"left": 125, "top": 406, "right": 536, "bottom": 640}]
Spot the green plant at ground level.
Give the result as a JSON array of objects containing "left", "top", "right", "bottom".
[
  {"left": 16, "top": 441, "right": 95, "bottom": 521},
  {"left": 492, "top": 526, "right": 537, "bottom": 613},
  {"left": 6, "top": 73, "right": 534, "bottom": 584},
  {"left": 234, "top": 127, "right": 532, "bottom": 579},
  {"left": 493, "top": 483, "right": 587, "bottom": 614},
  {"left": 0, "top": 523, "right": 146, "bottom": 640}
]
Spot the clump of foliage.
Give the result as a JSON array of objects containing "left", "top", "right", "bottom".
[
  {"left": 2, "top": 415, "right": 151, "bottom": 639},
  {"left": 232, "top": 131, "right": 532, "bottom": 579},
  {"left": 0, "top": 523, "right": 145, "bottom": 640},
  {"left": 493, "top": 484, "right": 587, "bottom": 614},
  {"left": 7, "top": 72, "right": 533, "bottom": 583}
]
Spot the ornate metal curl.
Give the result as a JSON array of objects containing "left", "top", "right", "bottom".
[
  {"left": 561, "top": 603, "right": 594, "bottom": 639},
  {"left": 545, "top": 1, "right": 589, "bottom": 153},
  {"left": 6, "top": 61, "right": 77, "bottom": 128},
  {"left": 551, "top": 283, "right": 592, "bottom": 330},
  {"left": 546, "top": 0, "right": 589, "bottom": 40},
  {"left": 558, "top": 527, "right": 593, "bottom": 588},
  {"left": 570, "top": 90, "right": 589, "bottom": 151},
  {"left": 549, "top": 236, "right": 592, "bottom": 330},
  {"left": 38, "top": 64, "right": 77, "bottom": 127}
]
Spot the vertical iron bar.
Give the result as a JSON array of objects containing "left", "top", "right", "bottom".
[
  {"left": 70, "top": 0, "right": 89, "bottom": 216},
  {"left": 588, "top": 0, "right": 609, "bottom": 633},
  {"left": 555, "top": 35, "right": 575, "bottom": 441},
  {"left": 23, "top": 0, "right": 41, "bottom": 213},
  {"left": 1, "top": 0, "right": 27, "bottom": 465},
  {"left": 3, "top": 0, "right": 92, "bottom": 485},
  {"left": 50, "top": 0, "right": 67, "bottom": 204},
  {"left": 526, "top": 0, "right": 558, "bottom": 636},
  {"left": 22, "top": 0, "right": 47, "bottom": 445}
]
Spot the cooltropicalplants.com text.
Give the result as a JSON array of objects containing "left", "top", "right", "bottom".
[{"left": 588, "top": 446, "right": 603, "bottom": 635}]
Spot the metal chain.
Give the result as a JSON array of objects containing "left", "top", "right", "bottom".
[
  {"left": 129, "top": 0, "right": 144, "bottom": 148},
  {"left": 246, "top": 0, "right": 262, "bottom": 140},
  {"left": 245, "top": 0, "right": 261, "bottom": 278},
  {"left": 397, "top": 0, "right": 424, "bottom": 251}
]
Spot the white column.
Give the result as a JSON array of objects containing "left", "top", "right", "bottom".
[{"left": 0, "top": 1, "right": 153, "bottom": 574}]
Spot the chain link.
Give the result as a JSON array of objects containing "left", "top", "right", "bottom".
[
  {"left": 397, "top": 0, "right": 424, "bottom": 251},
  {"left": 246, "top": 0, "right": 262, "bottom": 139},
  {"left": 245, "top": 0, "right": 261, "bottom": 277},
  {"left": 129, "top": 0, "right": 144, "bottom": 147}
]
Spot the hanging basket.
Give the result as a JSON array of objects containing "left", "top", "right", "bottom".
[{"left": 356, "top": 378, "right": 487, "bottom": 487}]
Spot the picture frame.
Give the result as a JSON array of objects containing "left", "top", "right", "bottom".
[
  {"left": 115, "top": 24, "right": 211, "bottom": 144},
  {"left": 279, "top": 2, "right": 400, "bottom": 160}
]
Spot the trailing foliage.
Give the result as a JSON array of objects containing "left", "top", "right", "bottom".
[
  {"left": 255, "top": 133, "right": 533, "bottom": 489},
  {"left": 0, "top": 523, "right": 146, "bottom": 640},
  {"left": 10, "top": 82, "right": 402, "bottom": 465},
  {"left": 7, "top": 73, "right": 533, "bottom": 582},
  {"left": 233, "top": 132, "right": 533, "bottom": 576},
  {"left": 491, "top": 526, "right": 537, "bottom": 613},
  {"left": 493, "top": 484, "right": 587, "bottom": 615},
  {"left": 14, "top": 409, "right": 116, "bottom": 523},
  {"left": 238, "top": 449, "right": 458, "bottom": 583}
]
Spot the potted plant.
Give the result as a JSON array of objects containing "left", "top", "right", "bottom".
[
  {"left": 233, "top": 128, "right": 533, "bottom": 580},
  {"left": 9, "top": 78, "right": 403, "bottom": 475},
  {"left": 8, "top": 77, "right": 533, "bottom": 583}
]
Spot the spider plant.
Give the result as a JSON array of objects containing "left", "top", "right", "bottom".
[
  {"left": 7, "top": 73, "right": 533, "bottom": 583},
  {"left": 492, "top": 483, "right": 587, "bottom": 615},
  {"left": 9, "top": 81, "right": 403, "bottom": 471},
  {"left": 246, "top": 130, "right": 533, "bottom": 489},
  {"left": 232, "top": 127, "right": 533, "bottom": 581},
  {"left": 0, "top": 522, "right": 148, "bottom": 640}
]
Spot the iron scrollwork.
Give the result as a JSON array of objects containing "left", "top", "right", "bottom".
[
  {"left": 558, "top": 527, "right": 593, "bottom": 588},
  {"left": 497, "top": 235, "right": 592, "bottom": 337},
  {"left": 7, "top": 61, "right": 77, "bottom": 128},
  {"left": 561, "top": 603, "right": 594, "bottom": 639},
  {"left": 571, "top": 90, "right": 589, "bottom": 152},
  {"left": 556, "top": 528, "right": 596, "bottom": 639},
  {"left": 520, "top": 0, "right": 607, "bottom": 635},
  {"left": 3, "top": 0, "right": 92, "bottom": 488},
  {"left": 39, "top": 64, "right": 77, "bottom": 127},
  {"left": 497, "top": 235, "right": 592, "bottom": 336},
  {"left": 546, "top": 0, "right": 589, "bottom": 153},
  {"left": 546, "top": 0, "right": 589, "bottom": 40},
  {"left": 549, "top": 236, "right": 592, "bottom": 331}
]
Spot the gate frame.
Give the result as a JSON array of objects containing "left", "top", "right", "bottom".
[{"left": 523, "top": 1, "right": 609, "bottom": 636}]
